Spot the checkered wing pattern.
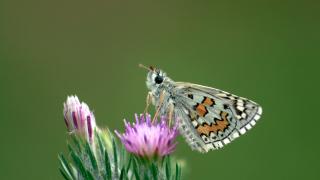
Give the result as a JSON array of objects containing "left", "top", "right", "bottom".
[{"left": 173, "top": 82, "right": 262, "bottom": 153}]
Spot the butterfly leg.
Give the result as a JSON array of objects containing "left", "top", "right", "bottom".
[
  {"left": 152, "top": 90, "right": 165, "bottom": 122},
  {"left": 168, "top": 103, "right": 174, "bottom": 127},
  {"left": 144, "top": 92, "right": 153, "bottom": 113}
]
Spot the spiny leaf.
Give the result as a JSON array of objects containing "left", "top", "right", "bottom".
[
  {"left": 175, "top": 163, "right": 180, "bottom": 180},
  {"left": 104, "top": 150, "right": 112, "bottom": 180},
  {"left": 165, "top": 156, "right": 171, "bottom": 180},
  {"left": 132, "top": 158, "right": 140, "bottom": 180},
  {"left": 120, "top": 144, "right": 126, "bottom": 167},
  {"left": 112, "top": 138, "right": 118, "bottom": 177},
  {"left": 59, "top": 167, "right": 72, "bottom": 180},
  {"left": 126, "top": 155, "right": 132, "bottom": 174},
  {"left": 143, "top": 170, "right": 149, "bottom": 180},
  {"left": 67, "top": 143, "right": 73, "bottom": 153},
  {"left": 100, "top": 128, "right": 113, "bottom": 153},
  {"left": 86, "top": 170, "right": 95, "bottom": 180},
  {"left": 70, "top": 150, "right": 87, "bottom": 179},
  {"left": 150, "top": 163, "right": 158, "bottom": 180},
  {"left": 96, "top": 130, "right": 105, "bottom": 156},
  {"left": 70, "top": 134, "right": 81, "bottom": 151},
  {"left": 85, "top": 142, "right": 98, "bottom": 171},
  {"left": 119, "top": 167, "right": 125, "bottom": 180},
  {"left": 58, "top": 154, "right": 75, "bottom": 180}
]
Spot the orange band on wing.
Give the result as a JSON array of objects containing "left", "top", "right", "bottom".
[
  {"left": 195, "top": 104, "right": 208, "bottom": 117},
  {"left": 196, "top": 112, "right": 229, "bottom": 136},
  {"left": 202, "top": 97, "right": 215, "bottom": 106}
]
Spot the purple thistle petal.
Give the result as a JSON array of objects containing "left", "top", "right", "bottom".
[
  {"left": 72, "top": 111, "right": 78, "bottom": 129},
  {"left": 140, "top": 114, "right": 145, "bottom": 123},
  {"left": 115, "top": 113, "right": 178, "bottom": 159},
  {"left": 79, "top": 106, "right": 84, "bottom": 128},
  {"left": 133, "top": 126, "right": 137, "bottom": 133},
  {"left": 87, "top": 115, "right": 92, "bottom": 141},
  {"left": 144, "top": 134, "right": 148, "bottom": 144},
  {"left": 64, "top": 114, "right": 69, "bottom": 129},
  {"left": 135, "top": 114, "right": 139, "bottom": 124}
]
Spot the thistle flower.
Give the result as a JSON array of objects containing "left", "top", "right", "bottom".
[
  {"left": 63, "top": 95, "right": 96, "bottom": 143},
  {"left": 115, "top": 114, "right": 179, "bottom": 159},
  {"left": 60, "top": 101, "right": 183, "bottom": 180}
]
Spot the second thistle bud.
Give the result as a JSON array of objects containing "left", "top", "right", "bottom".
[{"left": 63, "top": 95, "right": 96, "bottom": 143}]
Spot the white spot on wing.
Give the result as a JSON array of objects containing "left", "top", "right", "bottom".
[
  {"left": 217, "top": 93, "right": 227, "bottom": 97},
  {"left": 214, "top": 141, "right": 223, "bottom": 148},
  {"left": 250, "top": 120, "right": 256, "bottom": 126},
  {"left": 237, "top": 99, "right": 244, "bottom": 106},
  {"left": 254, "top": 114, "right": 261, "bottom": 121},
  {"left": 237, "top": 102, "right": 244, "bottom": 106},
  {"left": 240, "top": 128, "right": 246, "bottom": 134},
  {"left": 183, "top": 108, "right": 188, "bottom": 114},
  {"left": 237, "top": 106, "right": 244, "bottom": 111},
  {"left": 241, "top": 113, "right": 247, "bottom": 118},
  {"left": 206, "top": 143, "right": 215, "bottom": 150},
  {"left": 210, "top": 132, "right": 217, "bottom": 140},
  {"left": 192, "top": 120, "right": 198, "bottom": 127},
  {"left": 223, "top": 138, "right": 231, "bottom": 144},
  {"left": 231, "top": 132, "right": 239, "bottom": 139},
  {"left": 258, "top": 107, "right": 263, "bottom": 115},
  {"left": 245, "top": 124, "right": 252, "bottom": 130}
]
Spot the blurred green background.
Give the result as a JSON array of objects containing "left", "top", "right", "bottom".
[{"left": 1, "top": 0, "right": 319, "bottom": 179}]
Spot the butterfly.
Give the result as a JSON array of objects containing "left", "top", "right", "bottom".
[{"left": 139, "top": 64, "right": 263, "bottom": 153}]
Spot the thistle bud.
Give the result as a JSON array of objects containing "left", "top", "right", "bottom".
[{"left": 63, "top": 95, "right": 96, "bottom": 143}]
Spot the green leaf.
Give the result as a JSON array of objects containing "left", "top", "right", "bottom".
[
  {"left": 120, "top": 144, "right": 126, "bottom": 167},
  {"left": 85, "top": 142, "right": 98, "bottom": 171},
  {"left": 112, "top": 138, "right": 118, "bottom": 177},
  {"left": 104, "top": 150, "right": 112, "bottom": 180},
  {"left": 132, "top": 158, "right": 140, "bottom": 180},
  {"left": 165, "top": 156, "right": 171, "bottom": 180},
  {"left": 150, "top": 163, "right": 158, "bottom": 180},
  {"left": 58, "top": 154, "right": 75, "bottom": 180},
  {"left": 119, "top": 167, "right": 125, "bottom": 180},
  {"left": 96, "top": 130, "right": 105, "bottom": 156},
  {"left": 143, "top": 170, "right": 149, "bottom": 180},
  {"left": 175, "top": 163, "right": 180, "bottom": 180},
  {"left": 59, "top": 167, "right": 72, "bottom": 180},
  {"left": 86, "top": 170, "right": 95, "bottom": 180},
  {"left": 70, "top": 150, "right": 87, "bottom": 179},
  {"left": 70, "top": 134, "right": 81, "bottom": 151},
  {"left": 126, "top": 155, "right": 132, "bottom": 174}
]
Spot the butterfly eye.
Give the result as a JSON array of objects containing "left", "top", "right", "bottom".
[{"left": 154, "top": 75, "right": 163, "bottom": 84}]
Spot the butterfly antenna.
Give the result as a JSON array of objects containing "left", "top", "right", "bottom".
[{"left": 139, "top": 64, "right": 154, "bottom": 71}]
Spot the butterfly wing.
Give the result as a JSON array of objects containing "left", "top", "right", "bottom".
[{"left": 172, "top": 82, "right": 262, "bottom": 153}]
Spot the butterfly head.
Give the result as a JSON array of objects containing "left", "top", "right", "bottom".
[{"left": 139, "top": 64, "right": 170, "bottom": 91}]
